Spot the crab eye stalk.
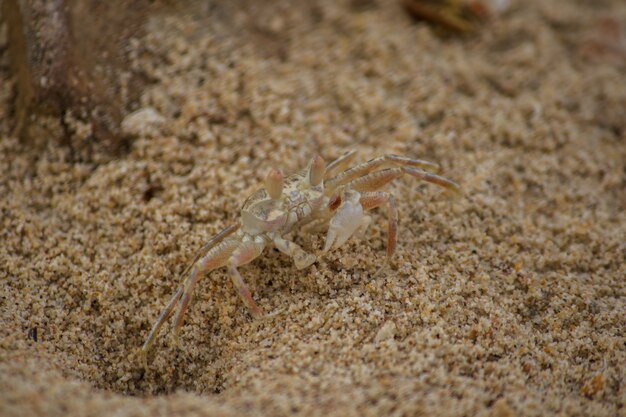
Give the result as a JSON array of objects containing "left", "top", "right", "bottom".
[
  {"left": 309, "top": 154, "right": 326, "bottom": 187},
  {"left": 265, "top": 168, "right": 284, "bottom": 199}
]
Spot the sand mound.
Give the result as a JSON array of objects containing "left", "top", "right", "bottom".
[{"left": 1, "top": 1, "right": 624, "bottom": 416}]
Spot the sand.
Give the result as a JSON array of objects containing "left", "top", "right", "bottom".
[{"left": 1, "top": 0, "right": 625, "bottom": 416}]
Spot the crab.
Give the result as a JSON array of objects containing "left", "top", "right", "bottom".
[{"left": 141, "top": 151, "right": 459, "bottom": 353}]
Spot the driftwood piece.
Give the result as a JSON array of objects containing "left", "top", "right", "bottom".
[{"left": 3, "top": 0, "right": 153, "bottom": 158}]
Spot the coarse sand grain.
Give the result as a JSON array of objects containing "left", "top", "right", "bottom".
[{"left": 1, "top": 1, "right": 625, "bottom": 416}]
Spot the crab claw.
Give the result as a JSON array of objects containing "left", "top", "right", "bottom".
[{"left": 323, "top": 190, "right": 363, "bottom": 253}]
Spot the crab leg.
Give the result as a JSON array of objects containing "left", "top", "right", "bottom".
[
  {"left": 347, "top": 167, "right": 460, "bottom": 194},
  {"left": 141, "top": 224, "right": 239, "bottom": 353},
  {"left": 359, "top": 192, "right": 398, "bottom": 258},
  {"left": 325, "top": 150, "right": 358, "bottom": 179},
  {"left": 273, "top": 236, "right": 317, "bottom": 269},
  {"left": 171, "top": 239, "right": 240, "bottom": 336},
  {"left": 227, "top": 239, "right": 266, "bottom": 319},
  {"left": 323, "top": 167, "right": 457, "bottom": 259},
  {"left": 347, "top": 167, "right": 458, "bottom": 255},
  {"left": 325, "top": 154, "right": 442, "bottom": 193},
  {"left": 141, "top": 286, "right": 183, "bottom": 353},
  {"left": 301, "top": 218, "right": 330, "bottom": 234}
]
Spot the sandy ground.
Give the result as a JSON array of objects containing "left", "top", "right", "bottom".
[{"left": 1, "top": 0, "right": 625, "bottom": 416}]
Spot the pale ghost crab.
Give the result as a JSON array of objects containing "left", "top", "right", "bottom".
[{"left": 142, "top": 151, "right": 459, "bottom": 353}]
